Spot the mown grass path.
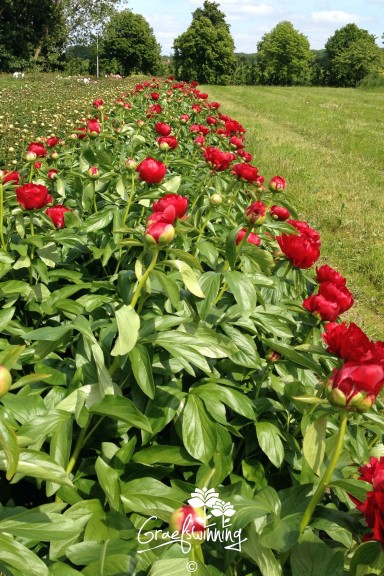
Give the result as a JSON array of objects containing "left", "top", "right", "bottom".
[{"left": 202, "top": 85, "right": 384, "bottom": 338}]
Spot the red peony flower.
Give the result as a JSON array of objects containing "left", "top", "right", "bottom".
[
  {"left": 87, "top": 119, "right": 101, "bottom": 135},
  {"left": 303, "top": 294, "right": 340, "bottom": 322},
  {"left": 277, "top": 233, "right": 320, "bottom": 269},
  {"left": 153, "top": 194, "right": 188, "bottom": 219},
  {"left": 269, "top": 175, "right": 286, "bottom": 191},
  {"left": 194, "top": 135, "right": 205, "bottom": 146},
  {"left": 316, "top": 264, "right": 347, "bottom": 287},
  {"left": 155, "top": 122, "right": 172, "bottom": 136},
  {"left": 203, "top": 147, "right": 236, "bottom": 171},
  {"left": 2, "top": 170, "right": 20, "bottom": 185},
  {"left": 236, "top": 228, "right": 261, "bottom": 246},
  {"left": 325, "top": 362, "right": 384, "bottom": 411},
  {"left": 157, "top": 136, "right": 178, "bottom": 150},
  {"left": 318, "top": 282, "right": 354, "bottom": 314},
  {"left": 232, "top": 163, "right": 259, "bottom": 183},
  {"left": 358, "top": 457, "right": 384, "bottom": 489},
  {"left": 269, "top": 205, "right": 290, "bottom": 221},
  {"left": 322, "top": 322, "right": 373, "bottom": 362},
  {"left": 28, "top": 141, "right": 47, "bottom": 158},
  {"left": 136, "top": 157, "right": 166, "bottom": 184},
  {"left": 45, "top": 205, "right": 72, "bottom": 228},
  {"left": 287, "top": 220, "right": 321, "bottom": 247},
  {"left": 46, "top": 137, "right": 59, "bottom": 148},
  {"left": 229, "top": 136, "right": 245, "bottom": 149},
  {"left": 145, "top": 221, "right": 175, "bottom": 244},
  {"left": 356, "top": 485, "right": 384, "bottom": 544},
  {"left": 93, "top": 99, "right": 104, "bottom": 109},
  {"left": 47, "top": 169, "right": 59, "bottom": 180},
  {"left": 16, "top": 183, "right": 53, "bottom": 210},
  {"left": 237, "top": 149, "right": 253, "bottom": 162},
  {"left": 150, "top": 92, "right": 160, "bottom": 100},
  {"left": 245, "top": 201, "right": 266, "bottom": 225}
]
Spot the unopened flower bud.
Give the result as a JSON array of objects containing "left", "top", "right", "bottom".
[
  {"left": 125, "top": 158, "right": 137, "bottom": 171},
  {"left": 0, "top": 365, "right": 12, "bottom": 398},
  {"left": 26, "top": 151, "right": 37, "bottom": 162},
  {"left": 210, "top": 193, "right": 223, "bottom": 206}
]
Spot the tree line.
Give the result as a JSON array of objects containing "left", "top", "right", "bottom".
[{"left": 1, "top": 0, "right": 383, "bottom": 88}]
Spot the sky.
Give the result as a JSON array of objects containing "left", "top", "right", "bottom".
[{"left": 121, "top": 0, "right": 383, "bottom": 55}]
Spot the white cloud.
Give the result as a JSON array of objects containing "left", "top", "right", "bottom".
[
  {"left": 311, "top": 10, "right": 364, "bottom": 24},
  {"left": 189, "top": 0, "right": 275, "bottom": 16}
]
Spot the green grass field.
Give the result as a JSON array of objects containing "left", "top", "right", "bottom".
[
  {"left": 1, "top": 75, "right": 383, "bottom": 337},
  {"left": 202, "top": 85, "right": 384, "bottom": 338}
]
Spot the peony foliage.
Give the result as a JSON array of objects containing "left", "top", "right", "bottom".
[{"left": 0, "top": 76, "right": 383, "bottom": 575}]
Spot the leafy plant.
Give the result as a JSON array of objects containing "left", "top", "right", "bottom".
[{"left": 0, "top": 76, "right": 383, "bottom": 575}]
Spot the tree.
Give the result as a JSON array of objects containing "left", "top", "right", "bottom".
[
  {"left": 101, "top": 10, "right": 163, "bottom": 76},
  {"left": 255, "top": 21, "right": 312, "bottom": 86},
  {"left": 324, "top": 24, "right": 384, "bottom": 87},
  {"left": 173, "top": 1, "right": 237, "bottom": 84},
  {"left": 62, "top": 0, "right": 123, "bottom": 45},
  {"left": 0, "top": 0, "right": 67, "bottom": 71}
]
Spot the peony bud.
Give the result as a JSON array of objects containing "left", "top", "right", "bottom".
[
  {"left": 145, "top": 222, "right": 175, "bottom": 245},
  {"left": 125, "top": 158, "right": 137, "bottom": 171},
  {"left": 210, "top": 193, "right": 223, "bottom": 206},
  {"left": 26, "top": 151, "right": 37, "bottom": 162},
  {"left": 0, "top": 365, "right": 12, "bottom": 398},
  {"left": 169, "top": 505, "right": 206, "bottom": 546}
]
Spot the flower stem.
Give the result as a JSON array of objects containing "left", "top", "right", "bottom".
[
  {"left": 300, "top": 410, "right": 348, "bottom": 533},
  {"left": 66, "top": 425, "right": 88, "bottom": 476},
  {"left": 130, "top": 248, "right": 159, "bottom": 309},
  {"left": 123, "top": 172, "right": 135, "bottom": 226},
  {"left": 0, "top": 184, "right": 6, "bottom": 251},
  {"left": 196, "top": 209, "right": 212, "bottom": 243}
]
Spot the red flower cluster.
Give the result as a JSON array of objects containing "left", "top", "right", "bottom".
[
  {"left": 322, "top": 322, "right": 384, "bottom": 411},
  {"left": 354, "top": 457, "right": 384, "bottom": 544},
  {"left": 303, "top": 264, "right": 354, "bottom": 322},
  {"left": 277, "top": 219, "right": 321, "bottom": 270},
  {"left": 145, "top": 193, "right": 188, "bottom": 245},
  {"left": 203, "top": 147, "right": 236, "bottom": 172},
  {"left": 28, "top": 142, "right": 47, "bottom": 158}
]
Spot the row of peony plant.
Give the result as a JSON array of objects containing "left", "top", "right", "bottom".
[{"left": 0, "top": 75, "right": 383, "bottom": 575}]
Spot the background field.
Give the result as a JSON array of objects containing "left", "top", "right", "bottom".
[
  {"left": 202, "top": 85, "right": 384, "bottom": 338},
  {"left": 1, "top": 76, "right": 383, "bottom": 337}
]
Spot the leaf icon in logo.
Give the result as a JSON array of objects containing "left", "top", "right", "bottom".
[
  {"left": 188, "top": 487, "right": 220, "bottom": 508},
  {"left": 210, "top": 500, "right": 236, "bottom": 517}
]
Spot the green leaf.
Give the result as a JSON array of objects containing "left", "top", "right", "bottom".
[
  {"left": 23, "top": 324, "right": 73, "bottom": 341},
  {"left": 0, "top": 450, "right": 73, "bottom": 486},
  {"left": 37, "top": 242, "right": 59, "bottom": 267},
  {"left": 349, "top": 541, "right": 384, "bottom": 576},
  {"left": 161, "top": 175, "right": 181, "bottom": 193},
  {"left": 192, "top": 382, "right": 254, "bottom": 420},
  {"left": 95, "top": 457, "right": 121, "bottom": 511},
  {"left": 0, "top": 509, "right": 79, "bottom": 540},
  {"left": 225, "top": 226, "right": 239, "bottom": 270},
  {"left": 255, "top": 420, "right": 284, "bottom": 468},
  {"left": 132, "top": 445, "right": 198, "bottom": 466},
  {"left": 263, "top": 339, "right": 324, "bottom": 374},
  {"left": 129, "top": 343, "right": 155, "bottom": 399},
  {"left": 0, "top": 307, "right": 15, "bottom": 331},
  {"left": 0, "top": 533, "right": 49, "bottom": 576},
  {"left": 221, "top": 323, "right": 262, "bottom": 369},
  {"left": 242, "top": 524, "right": 282, "bottom": 576},
  {"left": 290, "top": 531, "right": 345, "bottom": 576},
  {"left": 111, "top": 304, "right": 140, "bottom": 356},
  {"left": 197, "top": 271, "right": 221, "bottom": 320},
  {"left": 329, "top": 478, "right": 371, "bottom": 502},
  {"left": 182, "top": 395, "right": 217, "bottom": 463},
  {"left": 0, "top": 412, "right": 19, "bottom": 479},
  {"left": 223, "top": 270, "right": 256, "bottom": 315},
  {"left": 173, "top": 259, "right": 205, "bottom": 298},
  {"left": 121, "top": 477, "right": 186, "bottom": 521},
  {"left": 303, "top": 415, "right": 327, "bottom": 475},
  {"left": 153, "top": 270, "right": 181, "bottom": 308},
  {"left": 82, "top": 205, "right": 114, "bottom": 232},
  {"left": 0, "top": 280, "right": 31, "bottom": 298},
  {"left": 259, "top": 513, "right": 301, "bottom": 552},
  {"left": 231, "top": 488, "right": 281, "bottom": 530},
  {"left": 90, "top": 395, "right": 152, "bottom": 432}
]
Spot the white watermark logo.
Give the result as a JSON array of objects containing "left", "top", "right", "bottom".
[{"left": 137, "top": 486, "right": 247, "bottom": 554}]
